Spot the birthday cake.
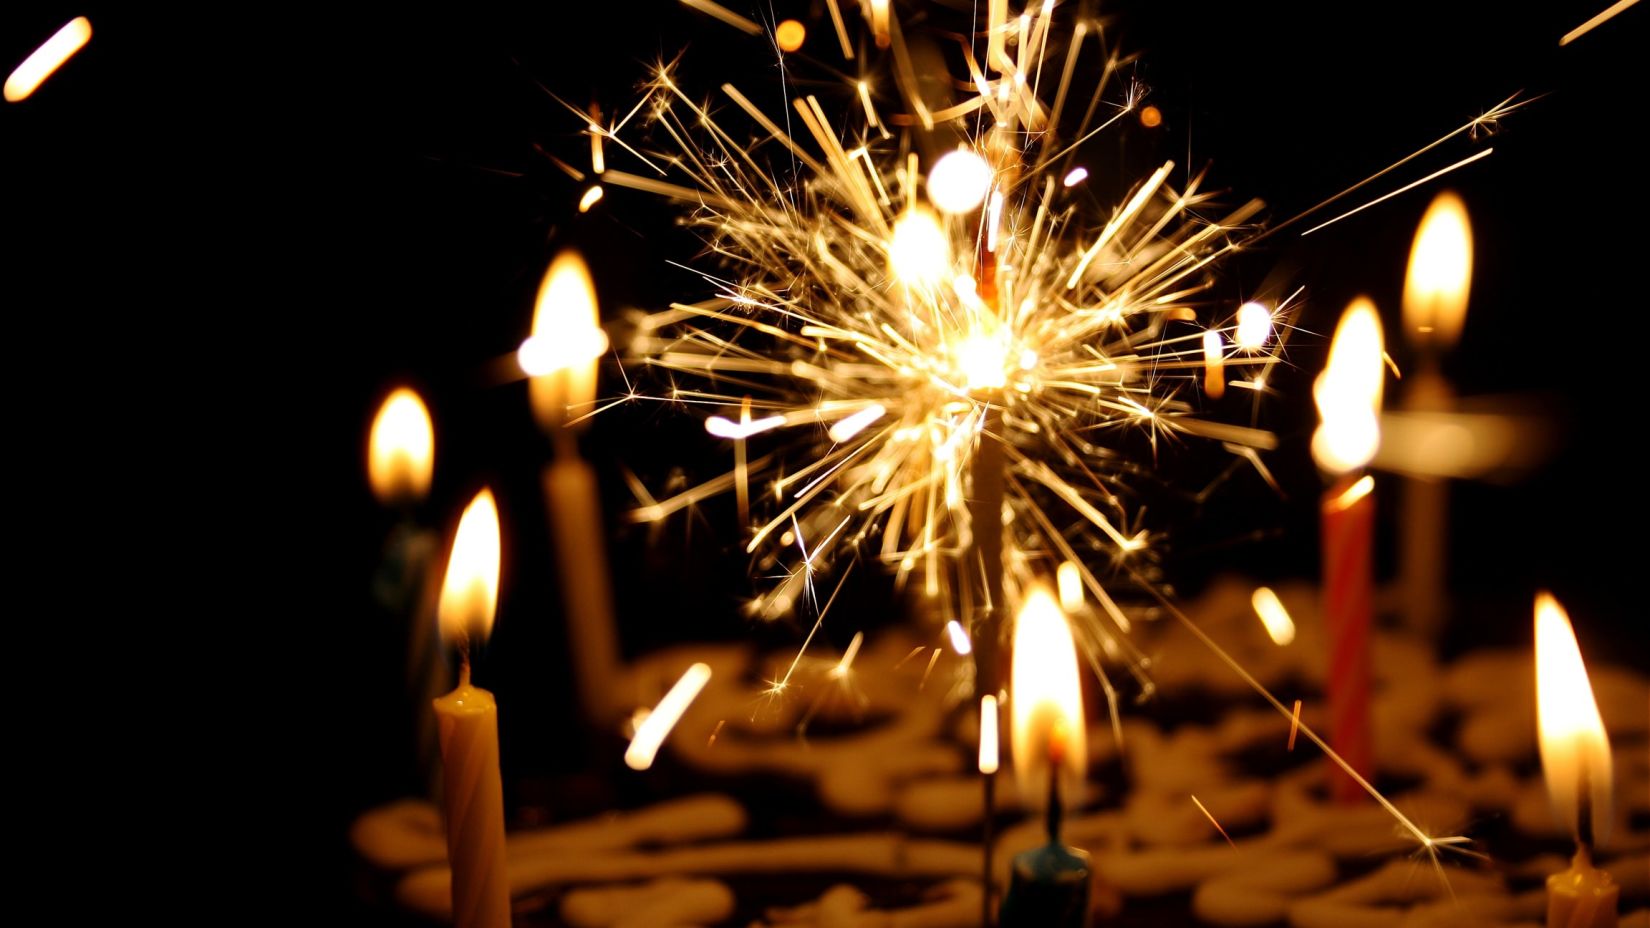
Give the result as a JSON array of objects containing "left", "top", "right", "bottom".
[{"left": 350, "top": 577, "right": 1649, "bottom": 926}]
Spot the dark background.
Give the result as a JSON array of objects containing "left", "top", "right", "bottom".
[{"left": 2, "top": 0, "right": 1642, "bottom": 919}]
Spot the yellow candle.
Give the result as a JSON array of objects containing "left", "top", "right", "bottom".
[
  {"left": 434, "top": 489, "right": 511, "bottom": 928},
  {"left": 1546, "top": 848, "right": 1619, "bottom": 928}
]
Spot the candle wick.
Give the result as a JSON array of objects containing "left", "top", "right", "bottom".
[
  {"left": 458, "top": 635, "right": 473, "bottom": 689},
  {"left": 1045, "top": 763, "right": 1062, "bottom": 846},
  {"left": 1576, "top": 764, "right": 1594, "bottom": 857}
]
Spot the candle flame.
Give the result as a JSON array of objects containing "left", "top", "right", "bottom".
[
  {"left": 368, "top": 388, "right": 434, "bottom": 506},
  {"left": 1250, "top": 586, "right": 1296, "bottom": 646},
  {"left": 1312, "top": 298, "right": 1385, "bottom": 474},
  {"left": 625, "top": 662, "right": 713, "bottom": 770},
  {"left": 1534, "top": 592, "right": 1613, "bottom": 843},
  {"left": 4, "top": 17, "right": 91, "bottom": 103},
  {"left": 1402, "top": 192, "right": 1472, "bottom": 351},
  {"left": 1202, "top": 330, "right": 1226, "bottom": 400},
  {"left": 979, "top": 694, "right": 1000, "bottom": 774},
  {"left": 438, "top": 489, "right": 502, "bottom": 646},
  {"left": 527, "top": 251, "right": 607, "bottom": 431},
  {"left": 1011, "top": 587, "right": 1086, "bottom": 804},
  {"left": 927, "top": 148, "right": 993, "bottom": 214}
]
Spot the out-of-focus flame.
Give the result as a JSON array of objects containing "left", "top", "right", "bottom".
[
  {"left": 368, "top": 388, "right": 434, "bottom": 506},
  {"left": 1202, "top": 330, "right": 1226, "bottom": 400},
  {"left": 4, "top": 17, "right": 91, "bottom": 103},
  {"left": 1235, "top": 301, "right": 1271, "bottom": 350},
  {"left": 1535, "top": 592, "right": 1613, "bottom": 842},
  {"left": 525, "top": 251, "right": 608, "bottom": 431},
  {"left": 775, "top": 19, "right": 806, "bottom": 52},
  {"left": 438, "top": 489, "right": 502, "bottom": 646},
  {"left": 1011, "top": 587, "right": 1086, "bottom": 804},
  {"left": 1250, "top": 586, "right": 1296, "bottom": 646},
  {"left": 625, "top": 662, "right": 713, "bottom": 770},
  {"left": 928, "top": 148, "right": 993, "bottom": 214},
  {"left": 1312, "top": 298, "right": 1385, "bottom": 474},
  {"left": 979, "top": 694, "right": 1000, "bottom": 774},
  {"left": 889, "top": 209, "right": 951, "bottom": 286},
  {"left": 1402, "top": 191, "right": 1472, "bottom": 351}
]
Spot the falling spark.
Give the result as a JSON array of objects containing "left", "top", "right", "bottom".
[
  {"left": 1287, "top": 699, "right": 1302, "bottom": 751},
  {"left": 946, "top": 619, "right": 973, "bottom": 655},
  {"left": 919, "top": 648, "right": 942, "bottom": 690},
  {"left": 625, "top": 663, "right": 714, "bottom": 770},
  {"left": 4, "top": 17, "right": 92, "bottom": 104},
  {"left": 1301, "top": 148, "right": 1494, "bottom": 237},
  {"left": 708, "top": 719, "right": 726, "bottom": 747},
  {"left": 578, "top": 185, "right": 605, "bottom": 212},
  {"left": 978, "top": 694, "right": 1000, "bottom": 774},
  {"left": 1191, "top": 794, "right": 1237, "bottom": 847},
  {"left": 1062, "top": 166, "right": 1089, "bottom": 187},
  {"left": 1560, "top": 0, "right": 1641, "bottom": 45},
  {"left": 1250, "top": 586, "right": 1296, "bottom": 646},
  {"left": 831, "top": 631, "right": 865, "bottom": 678}
]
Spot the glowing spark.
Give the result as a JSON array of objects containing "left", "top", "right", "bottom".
[
  {"left": 4, "top": 17, "right": 91, "bottom": 104},
  {"left": 1287, "top": 699, "right": 1302, "bottom": 751},
  {"left": 706, "top": 414, "right": 786, "bottom": 439},
  {"left": 831, "top": 630, "right": 865, "bottom": 679},
  {"left": 1066, "top": 160, "right": 1175, "bottom": 288},
  {"left": 1056, "top": 561, "right": 1083, "bottom": 613},
  {"left": 978, "top": 694, "right": 1000, "bottom": 774},
  {"left": 1301, "top": 148, "right": 1493, "bottom": 237},
  {"left": 775, "top": 19, "right": 806, "bottom": 52},
  {"left": 1235, "top": 301, "right": 1271, "bottom": 350},
  {"left": 824, "top": 0, "right": 855, "bottom": 59},
  {"left": 625, "top": 662, "right": 714, "bottom": 770},
  {"left": 919, "top": 648, "right": 942, "bottom": 690},
  {"left": 708, "top": 719, "right": 726, "bottom": 747},
  {"left": 889, "top": 208, "right": 951, "bottom": 284},
  {"left": 946, "top": 619, "right": 973, "bottom": 655},
  {"left": 679, "top": 0, "right": 762, "bottom": 35},
  {"left": 1191, "top": 794, "right": 1236, "bottom": 847},
  {"left": 1560, "top": 0, "right": 1640, "bottom": 44},
  {"left": 1062, "top": 166, "right": 1089, "bottom": 187},
  {"left": 578, "top": 185, "right": 605, "bottom": 212},
  {"left": 826, "top": 404, "right": 887, "bottom": 443},
  {"left": 857, "top": 81, "right": 881, "bottom": 129},
  {"left": 1250, "top": 586, "right": 1296, "bottom": 646},
  {"left": 590, "top": 125, "right": 606, "bottom": 174},
  {"left": 928, "top": 149, "right": 994, "bottom": 214},
  {"left": 1202, "top": 330, "right": 1226, "bottom": 400}
]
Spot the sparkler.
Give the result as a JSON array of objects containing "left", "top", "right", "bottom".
[{"left": 569, "top": 0, "right": 1498, "bottom": 880}]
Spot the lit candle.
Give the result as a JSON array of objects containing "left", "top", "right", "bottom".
[
  {"left": 433, "top": 489, "right": 511, "bottom": 928},
  {"left": 368, "top": 388, "right": 447, "bottom": 791},
  {"left": 1535, "top": 593, "right": 1619, "bottom": 928},
  {"left": 998, "top": 588, "right": 1092, "bottom": 928},
  {"left": 1398, "top": 192, "right": 1472, "bottom": 637},
  {"left": 520, "top": 250, "right": 622, "bottom": 724},
  {"left": 1311, "top": 299, "right": 1384, "bottom": 804}
]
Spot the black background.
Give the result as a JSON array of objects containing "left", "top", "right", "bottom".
[{"left": 1, "top": 0, "right": 1643, "bottom": 919}]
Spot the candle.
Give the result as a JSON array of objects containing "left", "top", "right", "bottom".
[
  {"left": 521, "top": 250, "right": 622, "bottom": 724},
  {"left": 433, "top": 489, "right": 511, "bottom": 928},
  {"left": 1534, "top": 592, "right": 1619, "bottom": 928},
  {"left": 1311, "top": 299, "right": 1384, "bottom": 804},
  {"left": 1398, "top": 191, "right": 1473, "bottom": 637},
  {"left": 368, "top": 388, "right": 446, "bottom": 791},
  {"left": 998, "top": 588, "right": 1092, "bottom": 928}
]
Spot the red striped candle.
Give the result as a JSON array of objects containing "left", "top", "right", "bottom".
[
  {"left": 1312, "top": 298, "right": 1385, "bottom": 806},
  {"left": 1321, "top": 474, "right": 1375, "bottom": 804}
]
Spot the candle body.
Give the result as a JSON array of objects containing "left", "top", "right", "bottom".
[
  {"left": 544, "top": 455, "right": 622, "bottom": 722},
  {"left": 434, "top": 683, "right": 511, "bottom": 928},
  {"left": 1320, "top": 475, "right": 1374, "bottom": 804},
  {"left": 1547, "top": 851, "right": 1618, "bottom": 928},
  {"left": 998, "top": 842, "right": 1092, "bottom": 928},
  {"left": 1399, "top": 368, "right": 1451, "bottom": 637}
]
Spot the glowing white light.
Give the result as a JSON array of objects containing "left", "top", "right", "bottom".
[
  {"left": 946, "top": 619, "right": 973, "bottom": 655},
  {"left": 827, "top": 403, "right": 887, "bottom": 443},
  {"left": 978, "top": 694, "right": 999, "bottom": 774},
  {"left": 1062, "top": 167, "right": 1089, "bottom": 187},
  {"left": 1312, "top": 298, "right": 1385, "bottom": 474},
  {"left": 889, "top": 209, "right": 950, "bottom": 285},
  {"left": 1235, "top": 301, "right": 1271, "bottom": 350},
  {"left": 1250, "top": 586, "right": 1296, "bottom": 646},
  {"left": 705, "top": 415, "right": 786, "bottom": 439},
  {"left": 625, "top": 663, "right": 714, "bottom": 770},
  {"left": 4, "top": 17, "right": 91, "bottom": 104},
  {"left": 927, "top": 148, "right": 994, "bottom": 214}
]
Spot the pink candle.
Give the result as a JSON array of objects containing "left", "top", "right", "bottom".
[{"left": 1311, "top": 299, "right": 1385, "bottom": 804}]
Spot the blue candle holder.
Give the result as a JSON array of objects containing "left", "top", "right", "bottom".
[{"left": 998, "top": 839, "right": 1092, "bottom": 927}]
